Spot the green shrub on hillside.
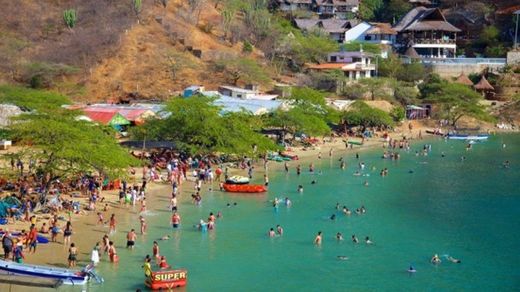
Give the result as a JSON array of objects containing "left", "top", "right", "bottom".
[
  {"left": 63, "top": 9, "right": 77, "bottom": 29},
  {"left": 0, "top": 85, "right": 70, "bottom": 111}
]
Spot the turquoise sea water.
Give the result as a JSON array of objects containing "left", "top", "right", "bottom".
[{"left": 87, "top": 134, "right": 519, "bottom": 291}]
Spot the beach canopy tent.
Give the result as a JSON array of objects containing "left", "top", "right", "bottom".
[
  {"left": 84, "top": 111, "right": 130, "bottom": 128},
  {"left": 406, "top": 105, "right": 428, "bottom": 119},
  {"left": 120, "top": 140, "right": 176, "bottom": 150}
]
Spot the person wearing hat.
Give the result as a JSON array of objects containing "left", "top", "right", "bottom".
[{"left": 1, "top": 230, "right": 13, "bottom": 260}]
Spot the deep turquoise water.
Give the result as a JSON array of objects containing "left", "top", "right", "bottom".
[{"left": 87, "top": 134, "right": 519, "bottom": 291}]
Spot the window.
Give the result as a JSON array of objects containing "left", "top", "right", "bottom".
[{"left": 364, "top": 35, "right": 371, "bottom": 41}]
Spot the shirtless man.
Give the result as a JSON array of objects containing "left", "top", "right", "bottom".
[{"left": 127, "top": 229, "right": 137, "bottom": 249}]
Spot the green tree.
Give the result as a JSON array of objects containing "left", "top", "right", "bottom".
[
  {"left": 358, "top": 0, "right": 384, "bottom": 21},
  {"left": 425, "top": 83, "right": 489, "bottom": 127},
  {"left": 390, "top": 106, "right": 405, "bottom": 122},
  {"left": 0, "top": 85, "right": 70, "bottom": 111},
  {"left": 396, "top": 61, "right": 427, "bottom": 82},
  {"left": 6, "top": 110, "right": 138, "bottom": 201},
  {"left": 292, "top": 32, "right": 339, "bottom": 64},
  {"left": 132, "top": 96, "right": 278, "bottom": 155},
  {"left": 343, "top": 101, "right": 394, "bottom": 128},
  {"left": 479, "top": 25, "right": 499, "bottom": 44},
  {"left": 215, "top": 57, "right": 270, "bottom": 85},
  {"left": 383, "top": 0, "right": 411, "bottom": 23},
  {"left": 267, "top": 107, "right": 330, "bottom": 138},
  {"left": 378, "top": 54, "right": 402, "bottom": 79},
  {"left": 419, "top": 73, "right": 446, "bottom": 98},
  {"left": 358, "top": 78, "right": 394, "bottom": 100}
]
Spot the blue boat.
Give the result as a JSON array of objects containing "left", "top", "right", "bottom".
[
  {"left": 0, "top": 260, "right": 102, "bottom": 285},
  {"left": 447, "top": 134, "right": 489, "bottom": 141}
]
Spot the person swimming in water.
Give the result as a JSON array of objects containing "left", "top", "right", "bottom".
[
  {"left": 268, "top": 228, "right": 275, "bottom": 237},
  {"left": 365, "top": 236, "right": 373, "bottom": 244},
  {"left": 408, "top": 265, "right": 416, "bottom": 273},
  {"left": 330, "top": 214, "right": 336, "bottom": 220},
  {"left": 431, "top": 254, "right": 441, "bottom": 264},
  {"left": 297, "top": 185, "right": 304, "bottom": 193},
  {"left": 311, "top": 180, "right": 317, "bottom": 185},
  {"left": 336, "top": 232, "right": 343, "bottom": 241},
  {"left": 351, "top": 235, "right": 358, "bottom": 243},
  {"left": 314, "top": 231, "right": 322, "bottom": 245},
  {"left": 337, "top": 256, "right": 348, "bottom": 260},
  {"left": 160, "top": 235, "right": 170, "bottom": 240},
  {"left": 447, "top": 256, "right": 461, "bottom": 263},
  {"left": 343, "top": 206, "right": 351, "bottom": 215}
]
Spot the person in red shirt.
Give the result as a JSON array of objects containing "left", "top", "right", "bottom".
[{"left": 28, "top": 224, "right": 38, "bottom": 254}]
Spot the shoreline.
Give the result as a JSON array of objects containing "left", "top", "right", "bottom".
[{"left": 0, "top": 124, "right": 511, "bottom": 291}]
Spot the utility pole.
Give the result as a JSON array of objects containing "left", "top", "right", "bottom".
[{"left": 515, "top": 11, "right": 519, "bottom": 49}]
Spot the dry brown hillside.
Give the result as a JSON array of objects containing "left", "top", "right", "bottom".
[{"left": 0, "top": 0, "right": 270, "bottom": 101}]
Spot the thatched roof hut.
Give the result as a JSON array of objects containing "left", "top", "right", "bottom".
[
  {"left": 474, "top": 76, "right": 494, "bottom": 91},
  {"left": 455, "top": 72, "right": 474, "bottom": 86},
  {"left": 404, "top": 47, "right": 420, "bottom": 58}
]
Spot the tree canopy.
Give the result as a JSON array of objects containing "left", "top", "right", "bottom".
[
  {"left": 131, "top": 96, "right": 279, "bottom": 155},
  {"left": 0, "top": 85, "right": 70, "bottom": 111},
  {"left": 343, "top": 101, "right": 394, "bottom": 128},
  {"left": 425, "top": 83, "right": 490, "bottom": 127},
  {"left": 5, "top": 110, "right": 138, "bottom": 198}
]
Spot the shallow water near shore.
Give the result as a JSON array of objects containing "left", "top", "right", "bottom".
[{"left": 70, "top": 134, "right": 519, "bottom": 291}]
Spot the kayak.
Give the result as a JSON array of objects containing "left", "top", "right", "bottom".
[
  {"left": 0, "top": 231, "right": 49, "bottom": 244},
  {"left": 225, "top": 176, "right": 250, "bottom": 185},
  {"left": 223, "top": 184, "right": 267, "bottom": 193},
  {"left": 145, "top": 269, "right": 187, "bottom": 290},
  {"left": 447, "top": 134, "right": 489, "bottom": 140},
  {"left": 0, "top": 260, "right": 102, "bottom": 285},
  {"left": 347, "top": 141, "right": 363, "bottom": 145}
]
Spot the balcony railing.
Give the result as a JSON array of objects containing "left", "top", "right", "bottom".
[
  {"left": 412, "top": 38, "right": 456, "bottom": 44},
  {"left": 418, "top": 58, "right": 507, "bottom": 64}
]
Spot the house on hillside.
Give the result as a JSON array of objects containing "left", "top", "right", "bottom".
[
  {"left": 275, "top": 0, "right": 313, "bottom": 12},
  {"left": 393, "top": 7, "right": 461, "bottom": 58},
  {"left": 344, "top": 22, "right": 397, "bottom": 58},
  {"left": 218, "top": 85, "right": 278, "bottom": 100},
  {"left": 294, "top": 18, "right": 358, "bottom": 42},
  {"left": 274, "top": 0, "right": 359, "bottom": 18},
  {"left": 315, "top": 0, "right": 360, "bottom": 18},
  {"left": 307, "top": 51, "right": 376, "bottom": 80}
]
